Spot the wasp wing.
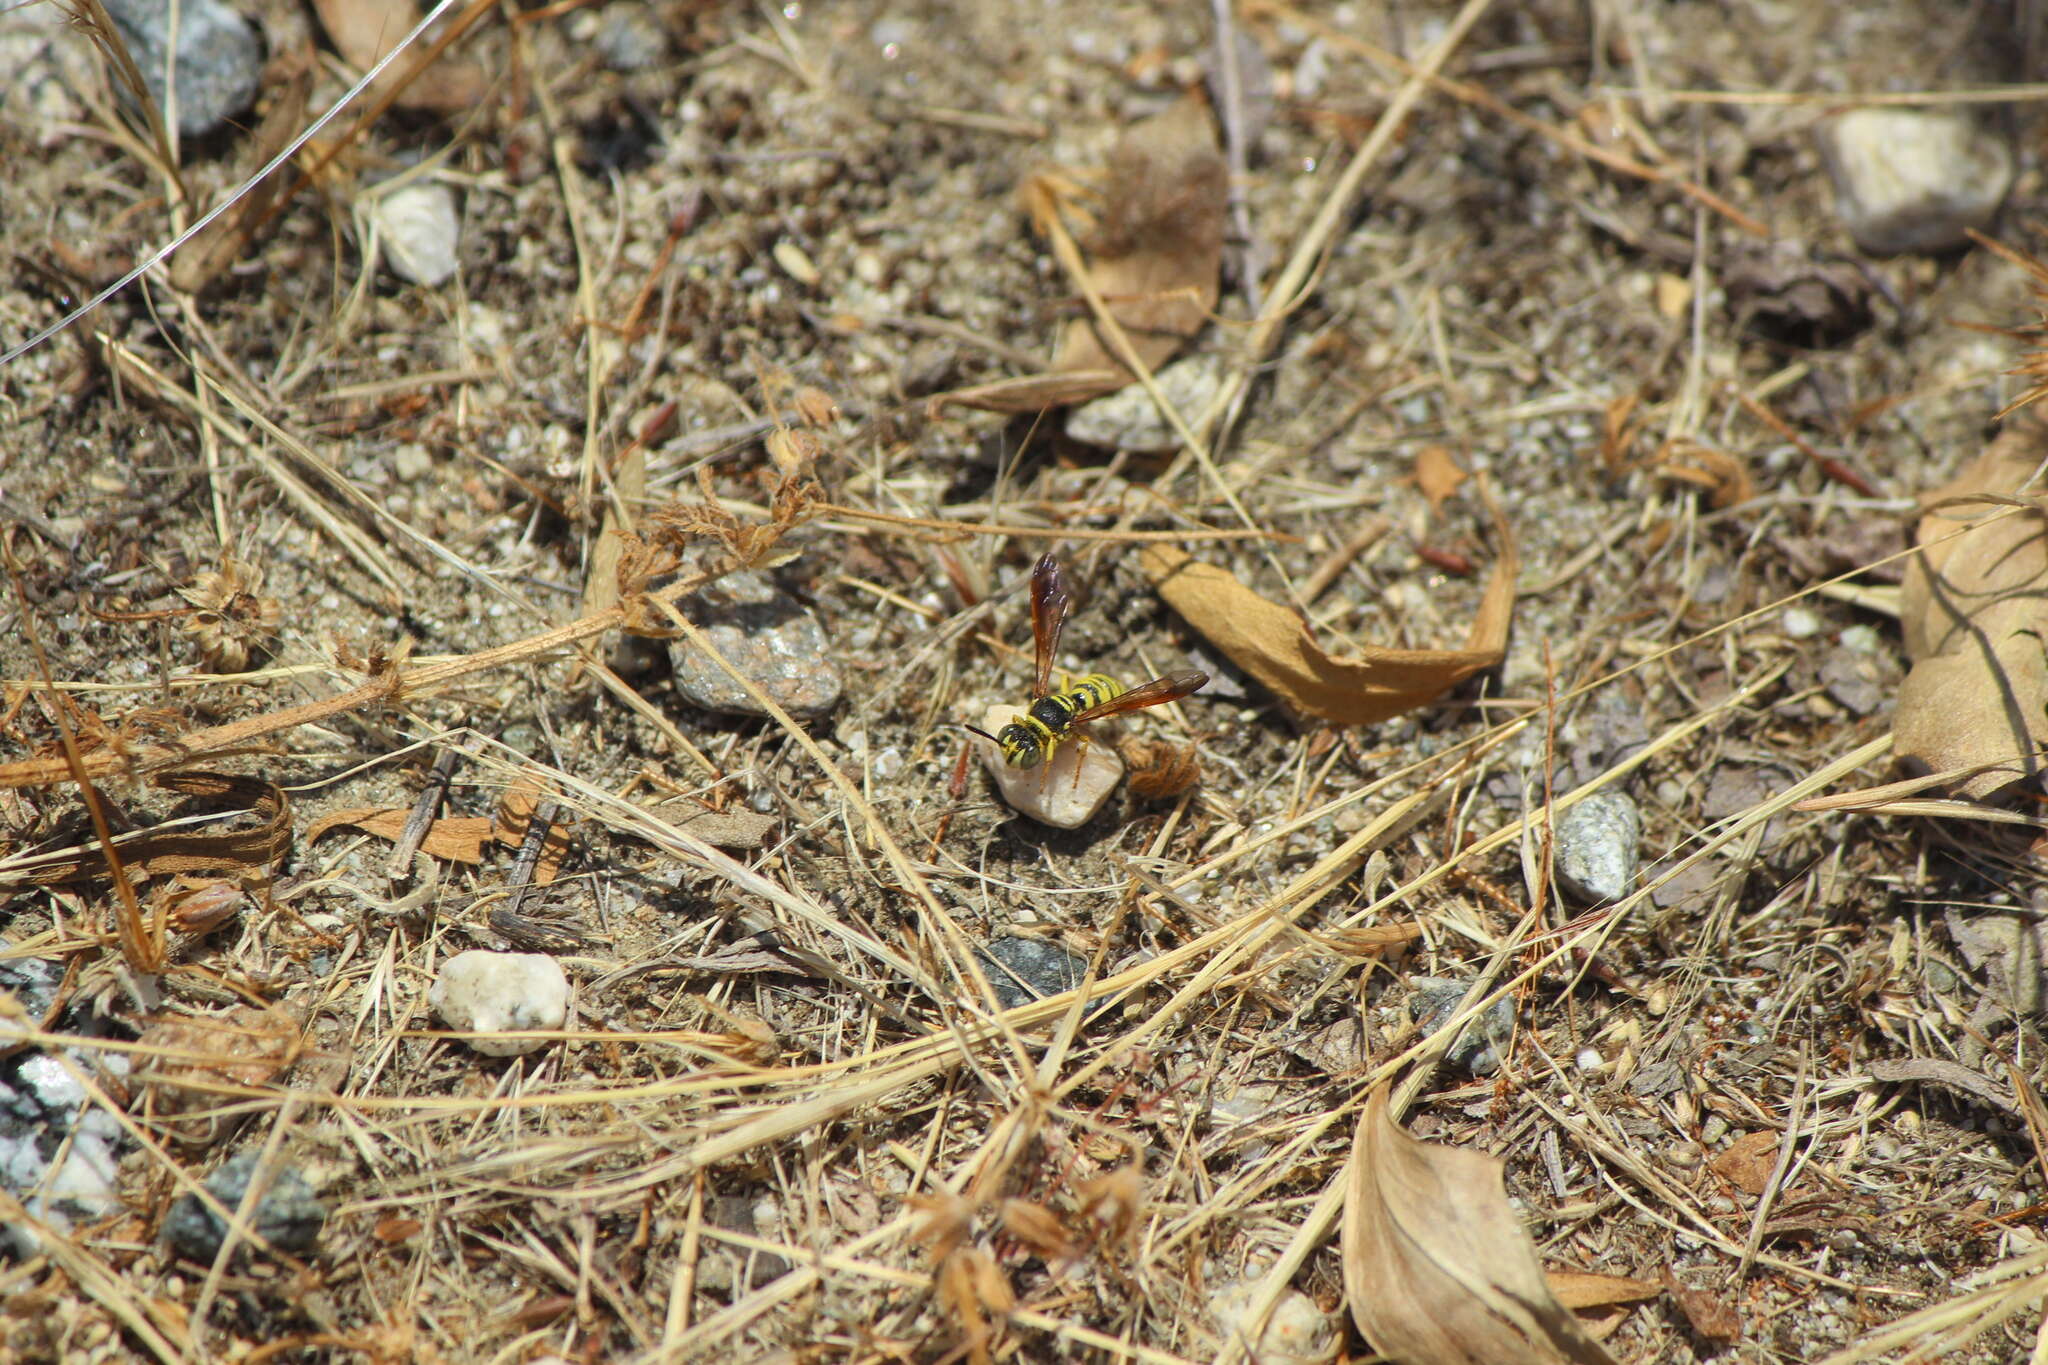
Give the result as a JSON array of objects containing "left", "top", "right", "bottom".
[
  {"left": 1028, "top": 553, "right": 1073, "bottom": 701},
  {"left": 1066, "top": 670, "right": 1208, "bottom": 726}
]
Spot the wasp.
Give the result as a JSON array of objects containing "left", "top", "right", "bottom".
[{"left": 967, "top": 553, "right": 1207, "bottom": 769}]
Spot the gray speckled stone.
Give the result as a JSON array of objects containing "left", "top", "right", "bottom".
[
  {"left": 162, "top": 1150, "right": 326, "bottom": 1262},
  {"left": 976, "top": 937, "right": 1088, "bottom": 1011},
  {"left": 671, "top": 571, "right": 843, "bottom": 718},
  {"left": 1064, "top": 354, "right": 1223, "bottom": 453},
  {"left": 101, "top": 0, "right": 262, "bottom": 138},
  {"left": 1553, "top": 788, "right": 1641, "bottom": 905},
  {"left": 1407, "top": 977, "right": 1515, "bottom": 1076}
]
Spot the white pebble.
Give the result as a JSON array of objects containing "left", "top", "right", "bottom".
[
  {"left": 1211, "top": 1280, "right": 1338, "bottom": 1365},
  {"left": 372, "top": 182, "right": 461, "bottom": 287},
  {"left": 1781, "top": 604, "right": 1821, "bottom": 640},
  {"left": 429, "top": 950, "right": 569, "bottom": 1056},
  {"left": 970, "top": 703, "right": 1123, "bottom": 828},
  {"left": 1818, "top": 109, "right": 2013, "bottom": 254}
]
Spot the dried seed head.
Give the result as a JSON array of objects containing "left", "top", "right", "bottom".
[
  {"left": 793, "top": 386, "right": 840, "bottom": 427},
  {"left": 160, "top": 878, "right": 246, "bottom": 936},
  {"left": 998, "top": 1197, "right": 1076, "bottom": 1261},
  {"left": 1118, "top": 738, "right": 1201, "bottom": 800},
  {"left": 177, "top": 559, "right": 281, "bottom": 671}
]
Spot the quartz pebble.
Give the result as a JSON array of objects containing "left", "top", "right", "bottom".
[
  {"left": 0, "top": 958, "right": 131, "bottom": 1255},
  {"left": 1065, "top": 354, "right": 1223, "bottom": 453},
  {"left": 102, "top": 0, "right": 262, "bottom": 137},
  {"left": 672, "top": 572, "right": 844, "bottom": 718},
  {"left": 163, "top": 1150, "right": 326, "bottom": 1262},
  {"left": 1211, "top": 1279, "right": 1339, "bottom": 1365},
  {"left": 970, "top": 703, "right": 1122, "bottom": 828},
  {"left": 373, "top": 183, "right": 461, "bottom": 287},
  {"left": 429, "top": 950, "right": 570, "bottom": 1056},
  {"left": 1818, "top": 109, "right": 2014, "bottom": 254},
  {"left": 1553, "top": 788, "right": 1641, "bottom": 905}
]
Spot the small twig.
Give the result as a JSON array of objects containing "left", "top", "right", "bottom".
[
  {"left": 386, "top": 736, "right": 480, "bottom": 880},
  {"left": 502, "top": 798, "right": 558, "bottom": 916},
  {"left": 1300, "top": 515, "right": 1392, "bottom": 605}
]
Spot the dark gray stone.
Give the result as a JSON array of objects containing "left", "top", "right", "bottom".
[
  {"left": 101, "top": 0, "right": 262, "bottom": 139},
  {"left": 163, "top": 1150, "right": 326, "bottom": 1262},
  {"left": 1407, "top": 976, "right": 1515, "bottom": 1076},
  {"left": 976, "top": 937, "right": 1088, "bottom": 1011}
]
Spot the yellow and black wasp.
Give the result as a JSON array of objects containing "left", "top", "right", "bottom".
[{"left": 967, "top": 553, "right": 1208, "bottom": 769}]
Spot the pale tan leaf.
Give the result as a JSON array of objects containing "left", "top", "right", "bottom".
[
  {"left": 1343, "top": 1086, "right": 1620, "bottom": 1365},
  {"left": 1895, "top": 412, "right": 2048, "bottom": 799},
  {"left": 309, "top": 0, "right": 487, "bottom": 114},
  {"left": 1709, "top": 1130, "right": 1781, "bottom": 1196},
  {"left": 934, "top": 94, "right": 1223, "bottom": 414},
  {"left": 1141, "top": 493, "right": 1515, "bottom": 725},
  {"left": 1414, "top": 445, "right": 1468, "bottom": 514},
  {"left": 1544, "top": 1270, "right": 1662, "bottom": 1310},
  {"left": 1049, "top": 93, "right": 1225, "bottom": 381},
  {"left": 306, "top": 807, "right": 494, "bottom": 864}
]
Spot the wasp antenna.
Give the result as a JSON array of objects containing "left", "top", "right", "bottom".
[{"left": 962, "top": 723, "right": 1000, "bottom": 743}]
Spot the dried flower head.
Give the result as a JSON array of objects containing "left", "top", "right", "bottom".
[{"left": 177, "top": 558, "right": 281, "bottom": 672}]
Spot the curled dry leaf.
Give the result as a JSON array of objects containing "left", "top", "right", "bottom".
[
  {"left": 1894, "top": 412, "right": 2048, "bottom": 799},
  {"left": 1141, "top": 499, "right": 1515, "bottom": 725},
  {"left": 1708, "top": 1130, "right": 1781, "bottom": 1196},
  {"left": 305, "top": 807, "right": 494, "bottom": 864},
  {"left": 943, "top": 94, "right": 1225, "bottom": 413},
  {"left": 1343, "top": 1086, "right": 1619, "bottom": 1365},
  {"left": 1660, "top": 1268, "right": 1743, "bottom": 1344},
  {"left": 1653, "top": 438, "right": 1753, "bottom": 509},
  {"left": 311, "top": 0, "right": 487, "bottom": 114}
]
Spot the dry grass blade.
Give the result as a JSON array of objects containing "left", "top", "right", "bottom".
[
  {"left": 1894, "top": 409, "right": 2048, "bottom": 799},
  {"left": 1342, "top": 1085, "right": 1619, "bottom": 1365}
]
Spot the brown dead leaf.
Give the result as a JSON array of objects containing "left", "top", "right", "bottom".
[
  {"left": 1, "top": 772, "right": 291, "bottom": 888},
  {"left": 310, "top": 0, "right": 488, "bottom": 114},
  {"left": 1895, "top": 413, "right": 2048, "bottom": 799},
  {"left": 1343, "top": 1086, "right": 1619, "bottom": 1365},
  {"left": 1544, "top": 1270, "right": 1662, "bottom": 1311},
  {"left": 1142, "top": 491, "right": 1515, "bottom": 725},
  {"left": 941, "top": 94, "right": 1223, "bottom": 413},
  {"left": 1414, "top": 445, "right": 1468, "bottom": 514},
  {"left": 1710, "top": 1130, "right": 1782, "bottom": 1196},
  {"left": 306, "top": 807, "right": 494, "bottom": 864},
  {"left": 1660, "top": 1268, "right": 1743, "bottom": 1343}
]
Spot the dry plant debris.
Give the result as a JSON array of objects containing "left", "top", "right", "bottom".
[
  {"left": 1894, "top": 410, "right": 2048, "bottom": 798},
  {"left": 945, "top": 92, "right": 1226, "bottom": 412},
  {"left": 1342, "top": 1086, "right": 1619, "bottom": 1365},
  {"left": 13, "top": 0, "right": 2048, "bottom": 1362},
  {"left": 1141, "top": 511, "right": 1514, "bottom": 725}
]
